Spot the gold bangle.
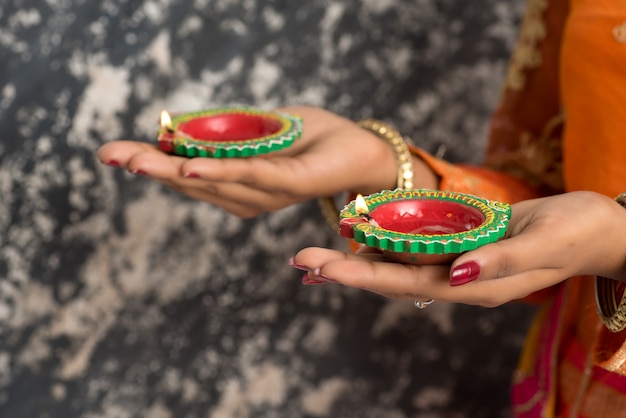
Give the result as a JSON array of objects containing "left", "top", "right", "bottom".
[
  {"left": 318, "top": 119, "right": 414, "bottom": 232},
  {"left": 595, "top": 191, "right": 626, "bottom": 332},
  {"left": 356, "top": 119, "right": 414, "bottom": 190}
]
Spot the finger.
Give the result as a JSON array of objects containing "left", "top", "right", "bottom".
[
  {"left": 458, "top": 268, "right": 565, "bottom": 307},
  {"left": 295, "top": 247, "right": 551, "bottom": 306},
  {"left": 126, "top": 149, "right": 190, "bottom": 179},
  {"left": 450, "top": 227, "right": 570, "bottom": 287},
  {"left": 98, "top": 141, "right": 301, "bottom": 194},
  {"left": 294, "top": 247, "right": 387, "bottom": 270},
  {"left": 171, "top": 182, "right": 292, "bottom": 217},
  {"left": 311, "top": 253, "right": 562, "bottom": 307},
  {"left": 182, "top": 155, "right": 319, "bottom": 196},
  {"left": 176, "top": 173, "right": 311, "bottom": 212},
  {"left": 294, "top": 247, "right": 450, "bottom": 297},
  {"left": 101, "top": 145, "right": 306, "bottom": 215},
  {"left": 317, "top": 257, "right": 449, "bottom": 294},
  {"left": 97, "top": 141, "right": 165, "bottom": 169},
  {"left": 99, "top": 141, "right": 193, "bottom": 180}
]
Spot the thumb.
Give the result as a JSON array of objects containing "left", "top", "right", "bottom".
[{"left": 448, "top": 227, "right": 567, "bottom": 287}]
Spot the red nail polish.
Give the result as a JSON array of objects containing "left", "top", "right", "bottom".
[
  {"left": 450, "top": 261, "right": 481, "bottom": 286},
  {"left": 312, "top": 269, "right": 339, "bottom": 284},
  {"left": 302, "top": 274, "right": 328, "bottom": 285},
  {"left": 301, "top": 272, "right": 340, "bottom": 285},
  {"left": 288, "top": 257, "right": 311, "bottom": 272},
  {"left": 185, "top": 172, "right": 200, "bottom": 178},
  {"left": 106, "top": 160, "right": 120, "bottom": 167},
  {"left": 132, "top": 169, "right": 147, "bottom": 176}
]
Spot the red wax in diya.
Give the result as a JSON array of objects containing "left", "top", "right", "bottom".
[
  {"left": 158, "top": 107, "right": 302, "bottom": 158},
  {"left": 339, "top": 189, "right": 511, "bottom": 265}
]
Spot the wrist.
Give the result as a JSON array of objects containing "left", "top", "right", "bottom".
[
  {"left": 595, "top": 191, "right": 626, "bottom": 332},
  {"left": 351, "top": 128, "right": 399, "bottom": 194},
  {"left": 356, "top": 119, "right": 414, "bottom": 190},
  {"left": 610, "top": 192, "right": 626, "bottom": 282},
  {"left": 411, "top": 154, "right": 439, "bottom": 190}
]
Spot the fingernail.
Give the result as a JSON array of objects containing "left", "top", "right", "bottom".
[
  {"left": 302, "top": 274, "right": 329, "bottom": 285},
  {"left": 312, "top": 268, "right": 339, "bottom": 283},
  {"left": 185, "top": 172, "right": 200, "bottom": 178},
  {"left": 301, "top": 272, "right": 339, "bottom": 285},
  {"left": 450, "top": 261, "right": 481, "bottom": 286},
  {"left": 131, "top": 169, "right": 147, "bottom": 176},
  {"left": 288, "top": 257, "right": 311, "bottom": 272},
  {"left": 105, "top": 160, "right": 120, "bottom": 167}
]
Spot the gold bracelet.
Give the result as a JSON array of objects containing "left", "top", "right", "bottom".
[
  {"left": 356, "top": 119, "right": 414, "bottom": 189},
  {"left": 318, "top": 119, "right": 415, "bottom": 232},
  {"left": 596, "top": 191, "right": 626, "bottom": 332}
]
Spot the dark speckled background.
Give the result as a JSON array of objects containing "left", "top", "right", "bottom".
[{"left": 0, "top": 1, "right": 536, "bottom": 417}]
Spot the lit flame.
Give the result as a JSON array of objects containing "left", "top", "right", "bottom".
[
  {"left": 160, "top": 110, "right": 172, "bottom": 130},
  {"left": 355, "top": 194, "right": 369, "bottom": 216}
]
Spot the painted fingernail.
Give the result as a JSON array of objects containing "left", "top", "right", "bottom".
[
  {"left": 288, "top": 257, "right": 311, "bottom": 272},
  {"left": 302, "top": 274, "right": 329, "bottom": 285},
  {"left": 105, "top": 160, "right": 120, "bottom": 167},
  {"left": 131, "top": 169, "right": 147, "bottom": 176},
  {"left": 450, "top": 261, "right": 481, "bottom": 286},
  {"left": 185, "top": 172, "right": 200, "bottom": 178},
  {"left": 301, "top": 272, "right": 339, "bottom": 285},
  {"left": 312, "top": 269, "right": 339, "bottom": 283}
]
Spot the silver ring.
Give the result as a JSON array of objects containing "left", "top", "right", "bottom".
[{"left": 414, "top": 299, "right": 435, "bottom": 309}]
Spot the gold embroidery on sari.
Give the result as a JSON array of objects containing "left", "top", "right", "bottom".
[
  {"left": 601, "top": 341, "right": 626, "bottom": 373},
  {"left": 517, "top": 111, "right": 564, "bottom": 190},
  {"left": 560, "top": 360, "right": 626, "bottom": 417},
  {"left": 486, "top": 111, "right": 565, "bottom": 193},
  {"left": 505, "top": 0, "right": 549, "bottom": 90}
]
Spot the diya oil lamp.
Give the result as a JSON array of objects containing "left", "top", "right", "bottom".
[
  {"left": 339, "top": 189, "right": 511, "bottom": 265},
  {"left": 157, "top": 107, "right": 303, "bottom": 158}
]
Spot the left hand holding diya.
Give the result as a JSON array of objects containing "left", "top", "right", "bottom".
[
  {"left": 293, "top": 191, "right": 626, "bottom": 307},
  {"left": 97, "top": 105, "right": 437, "bottom": 217}
]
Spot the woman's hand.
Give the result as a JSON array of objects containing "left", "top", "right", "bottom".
[
  {"left": 291, "top": 191, "right": 626, "bottom": 307},
  {"left": 97, "top": 106, "right": 436, "bottom": 217}
]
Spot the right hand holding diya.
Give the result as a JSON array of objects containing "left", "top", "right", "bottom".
[{"left": 97, "top": 105, "right": 438, "bottom": 218}]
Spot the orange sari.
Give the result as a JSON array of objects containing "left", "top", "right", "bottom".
[{"left": 409, "top": 0, "right": 626, "bottom": 416}]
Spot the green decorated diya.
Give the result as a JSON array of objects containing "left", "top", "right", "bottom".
[
  {"left": 157, "top": 107, "right": 302, "bottom": 158},
  {"left": 339, "top": 189, "right": 511, "bottom": 265}
]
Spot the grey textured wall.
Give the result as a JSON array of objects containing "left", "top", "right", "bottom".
[{"left": 0, "top": 1, "right": 535, "bottom": 417}]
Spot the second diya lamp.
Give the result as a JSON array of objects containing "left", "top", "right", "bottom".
[
  {"left": 157, "top": 107, "right": 303, "bottom": 158},
  {"left": 339, "top": 189, "right": 511, "bottom": 265}
]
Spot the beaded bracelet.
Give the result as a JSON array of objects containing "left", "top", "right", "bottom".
[
  {"left": 595, "top": 191, "right": 626, "bottom": 332},
  {"left": 318, "top": 119, "right": 414, "bottom": 232}
]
